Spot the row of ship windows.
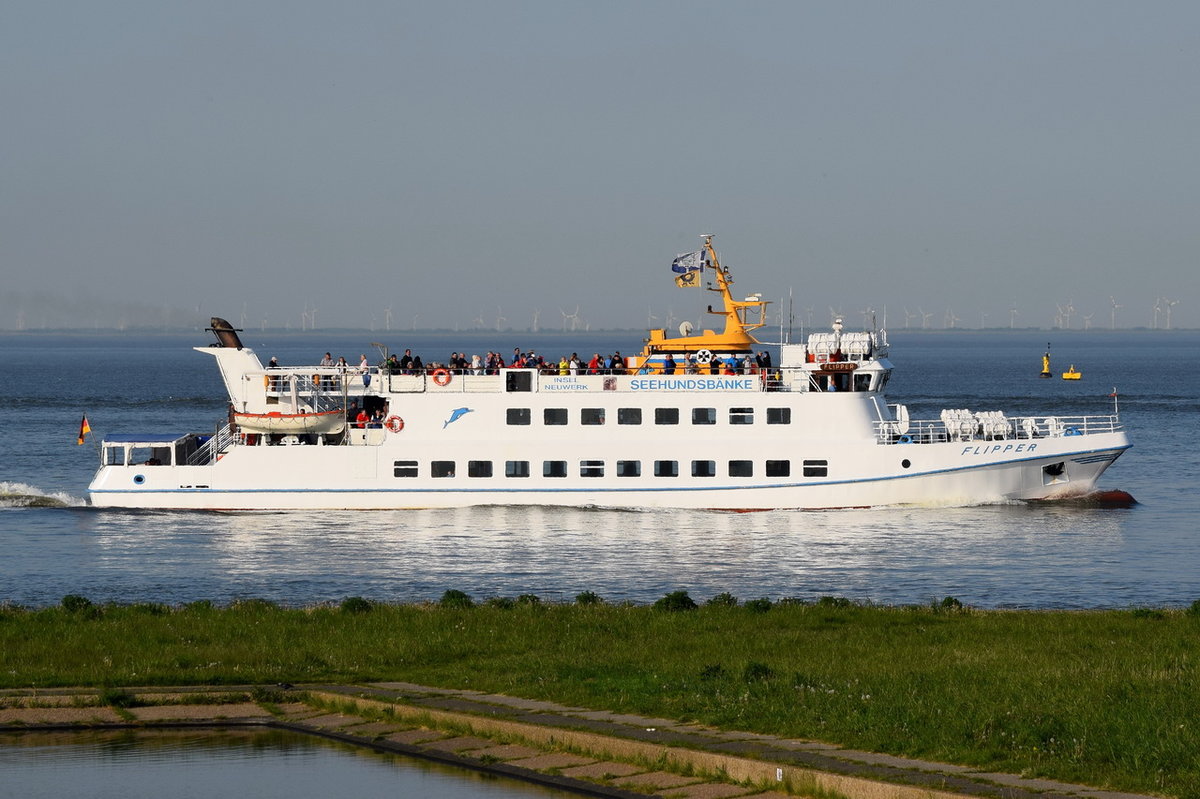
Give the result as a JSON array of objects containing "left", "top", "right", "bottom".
[
  {"left": 506, "top": 407, "right": 792, "bottom": 426},
  {"left": 393, "top": 459, "right": 829, "bottom": 479}
]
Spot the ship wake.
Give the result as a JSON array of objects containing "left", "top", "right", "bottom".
[{"left": 0, "top": 482, "right": 85, "bottom": 508}]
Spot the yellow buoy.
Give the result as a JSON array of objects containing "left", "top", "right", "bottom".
[{"left": 1062, "top": 365, "right": 1081, "bottom": 380}]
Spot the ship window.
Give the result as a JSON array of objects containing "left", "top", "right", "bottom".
[
  {"left": 692, "top": 460, "right": 717, "bottom": 477},
  {"left": 431, "top": 461, "right": 456, "bottom": 478},
  {"left": 580, "top": 460, "right": 604, "bottom": 478},
  {"left": 655, "top": 408, "right": 679, "bottom": 425},
  {"left": 729, "top": 407, "right": 753, "bottom": 425},
  {"left": 505, "top": 460, "right": 530, "bottom": 478},
  {"left": 767, "top": 407, "right": 791, "bottom": 425},
  {"left": 729, "top": 460, "right": 753, "bottom": 477},
  {"left": 654, "top": 460, "right": 678, "bottom": 477},
  {"left": 393, "top": 460, "right": 418, "bottom": 478},
  {"left": 505, "top": 371, "right": 532, "bottom": 392},
  {"left": 468, "top": 460, "right": 492, "bottom": 478},
  {"left": 854, "top": 373, "right": 872, "bottom": 392},
  {"left": 802, "top": 459, "right": 828, "bottom": 477},
  {"left": 105, "top": 447, "right": 126, "bottom": 466},
  {"left": 617, "top": 460, "right": 641, "bottom": 477},
  {"left": 766, "top": 460, "right": 791, "bottom": 477},
  {"left": 544, "top": 408, "right": 567, "bottom": 425},
  {"left": 617, "top": 408, "right": 642, "bottom": 425},
  {"left": 581, "top": 408, "right": 605, "bottom": 425},
  {"left": 543, "top": 460, "right": 567, "bottom": 478},
  {"left": 692, "top": 407, "right": 716, "bottom": 425},
  {"left": 506, "top": 408, "right": 531, "bottom": 425}
]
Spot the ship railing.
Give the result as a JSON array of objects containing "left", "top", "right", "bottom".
[
  {"left": 875, "top": 414, "right": 1123, "bottom": 445},
  {"left": 186, "top": 423, "right": 237, "bottom": 465}
]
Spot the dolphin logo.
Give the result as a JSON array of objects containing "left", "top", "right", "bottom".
[{"left": 443, "top": 407, "right": 474, "bottom": 428}]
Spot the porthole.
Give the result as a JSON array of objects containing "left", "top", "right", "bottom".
[
  {"left": 901, "top": 459, "right": 911, "bottom": 469},
  {"left": 133, "top": 474, "right": 145, "bottom": 485}
]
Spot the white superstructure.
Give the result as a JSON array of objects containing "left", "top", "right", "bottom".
[{"left": 87, "top": 237, "right": 1129, "bottom": 511}]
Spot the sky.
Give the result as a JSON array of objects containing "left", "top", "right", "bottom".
[{"left": 2, "top": 1, "right": 1198, "bottom": 332}]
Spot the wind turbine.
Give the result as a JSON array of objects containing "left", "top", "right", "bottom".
[
  {"left": 918, "top": 308, "right": 934, "bottom": 329},
  {"left": 239, "top": 303, "right": 247, "bottom": 330},
  {"left": 1009, "top": 307, "right": 1019, "bottom": 329},
  {"left": 1152, "top": 298, "right": 1162, "bottom": 329},
  {"left": 411, "top": 314, "right": 420, "bottom": 331},
  {"left": 531, "top": 308, "right": 541, "bottom": 333},
  {"left": 384, "top": 306, "right": 393, "bottom": 331},
  {"left": 1164, "top": 298, "right": 1179, "bottom": 330},
  {"left": 310, "top": 305, "right": 318, "bottom": 330},
  {"left": 829, "top": 307, "right": 843, "bottom": 326},
  {"left": 495, "top": 306, "right": 506, "bottom": 332},
  {"left": 1062, "top": 299, "right": 1074, "bottom": 330},
  {"left": 1082, "top": 313, "right": 1093, "bottom": 330},
  {"left": 1109, "top": 297, "right": 1121, "bottom": 330},
  {"left": 903, "top": 307, "right": 918, "bottom": 329},
  {"left": 647, "top": 306, "right": 659, "bottom": 328},
  {"left": 860, "top": 307, "right": 875, "bottom": 329},
  {"left": 473, "top": 312, "right": 487, "bottom": 329},
  {"left": 979, "top": 311, "right": 988, "bottom": 329}
]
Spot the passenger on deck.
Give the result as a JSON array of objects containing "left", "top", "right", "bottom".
[
  {"left": 320, "top": 352, "right": 334, "bottom": 367},
  {"left": 355, "top": 407, "right": 369, "bottom": 428},
  {"left": 399, "top": 349, "right": 414, "bottom": 374},
  {"left": 664, "top": 354, "right": 678, "bottom": 374},
  {"left": 569, "top": 353, "right": 582, "bottom": 374},
  {"left": 558, "top": 355, "right": 569, "bottom": 375},
  {"left": 587, "top": 354, "right": 601, "bottom": 375}
]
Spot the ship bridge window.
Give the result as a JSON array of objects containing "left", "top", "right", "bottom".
[
  {"left": 617, "top": 408, "right": 642, "bottom": 425},
  {"left": 580, "top": 460, "right": 604, "bottom": 477},
  {"left": 802, "top": 459, "right": 828, "bottom": 477},
  {"left": 507, "top": 408, "right": 531, "bottom": 425},
  {"left": 655, "top": 408, "right": 679, "bottom": 425},
  {"left": 729, "top": 407, "right": 753, "bottom": 425},
  {"left": 544, "top": 408, "right": 567, "bottom": 425},
  {"left": 543, "top": 460, "right": 568, "bottom": 478},
  {"left": 105, "top": 447, "right": 126, "bottom": 466},
  {"left": 692, "top": 407, "right": 716, "bottom": 425},
  {"left": 692, "top": 460, "right": 717, "bottom": 477},
  {"left": 393, "top": 460, "right": 418, "bottom": 478},
  {"left": 654, "top": 460, "right": 678, "bottom": 477},
  {"left": 506, "top": 460, "right": 530, "bottom": 478},
  {"left": 431, "top": 461, "right": 456, "bottom": 478},
  {"left": 468, "top": 460, "right": 493, "bottom": 478},
  {"left": 766, "top": 460, "right": 791, "bottom": 477},
  {"left": 581, "top": 408, "right": 605, "bottom": 425},
  {"left": 617, "top": 460, "right": 641, "bottom": 477},
  {"left": 729, "top": 460, "right": 753, "bottom": 477},
  {"left": 767, "top": 407, "right": 791, "bottom": 425},
  {"left": 854, "top": 373, "right": 872, "bottom": 392}
]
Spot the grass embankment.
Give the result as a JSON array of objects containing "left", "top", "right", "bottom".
[{"left": 2, "top": 594, "right": 1197, "bottom": 798}]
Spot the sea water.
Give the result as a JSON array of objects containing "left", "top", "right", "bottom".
[{"left": 1, "top": 328, "right": 1197, "bottom": 609}]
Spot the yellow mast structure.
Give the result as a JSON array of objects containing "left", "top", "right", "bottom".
[{"left": 637, "top": 235, "right": 770, "bottom": 367}]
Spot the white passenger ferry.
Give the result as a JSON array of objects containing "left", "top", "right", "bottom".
[{"left": 87, "top": 237, "right": 1129, "bottom": 510}]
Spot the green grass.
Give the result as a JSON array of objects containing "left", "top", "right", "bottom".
[{"left": 1, "top": 597, "right": 1197, "bottom": 798}]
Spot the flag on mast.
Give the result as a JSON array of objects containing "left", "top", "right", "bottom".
[
  {"left": 671, "top": 249, "right": 709, "bottom": 273},
  {"left": 674, "top": 271, "right": 700, "bottom": 288},
  {"left": 77, "top": 415, "right": 91, "bottom": 445}
]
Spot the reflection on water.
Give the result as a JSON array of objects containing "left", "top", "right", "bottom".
[
  {"left": 0, "top": 729, "right": 575, "bottom": 799},
  {"left": 43, "top": 501, "right": 1144, "bottom": 609}
]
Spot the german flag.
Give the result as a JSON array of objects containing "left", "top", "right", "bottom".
[{"left": 77, "top": 415, "right": 91, "bottom": 445}]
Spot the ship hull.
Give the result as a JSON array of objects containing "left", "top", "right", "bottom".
[{"left": 87, "top": 432, "right": 1129, "bottom": 511}]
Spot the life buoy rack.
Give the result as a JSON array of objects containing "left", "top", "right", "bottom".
[
  {"left": 385, "top": 415, "right": 405, "bottom": 433},
  {"left": 695, "top": 349, "right": 714, "bottom": 364},
  {"left": 432, "top": 368, "right": 452, "bottom": 386}
]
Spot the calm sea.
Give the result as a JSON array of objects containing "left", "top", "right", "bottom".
[{"left": 1, "top": 328, "right": 1197, "bottom": 609}]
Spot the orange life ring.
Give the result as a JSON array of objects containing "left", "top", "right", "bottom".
[
  {"left": 432, "top": 368, "right": 452, "bottom": 386},
  {"left": 385, "top": 415, "right": 405, "bottom": 433}
]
